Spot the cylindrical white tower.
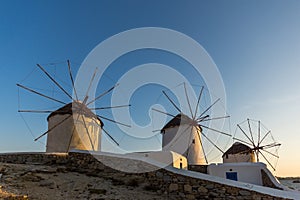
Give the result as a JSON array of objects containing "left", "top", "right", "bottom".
[
  {"left": 222, "top": 142, "right": 256, "bottom": 163},
  {"left": 161, "top": 114, "right": 206, "bottom": 165},
  {"left": 46, "top": 101, "right": 103, "bottom": 153}
]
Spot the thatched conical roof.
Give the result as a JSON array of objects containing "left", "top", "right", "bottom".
[
  {"left": 47, "top": 101, "right": 103, "bottom": 127},
  {"left": 161, "top": 113, "right": 201, "bottom": 132},
  {"left": 222, "top": 142, "right": 252, "bottom": 157}
]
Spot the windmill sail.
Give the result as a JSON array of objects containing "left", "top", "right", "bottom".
[
  {"left": 233, "top": 119, "right": 281, "bottom": 171},
  {"left": 18, "top": 60, "right": 128, "bottom": 153}
]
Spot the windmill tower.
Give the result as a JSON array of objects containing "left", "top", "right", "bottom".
[
  {"left": 46, "top": 101, "right": 103, "bottom": 152},
  {"left": 153, "top": 83, "right": 231, "bottom": 167},
  {"left": 161, "top": 113, "right": 206, "bottom": 165},
  {"left": 17, "top": 60, "right": 129, "bottom": 153}
]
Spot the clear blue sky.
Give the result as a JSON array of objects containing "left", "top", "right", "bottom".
[{"left": 0, "top": 1, "right": 300, "bottom": 177}]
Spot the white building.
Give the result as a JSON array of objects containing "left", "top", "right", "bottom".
[
  {"left": 161, "top": 114, "right": 206, "bottom": 165},
  {"left": 207, "top": 162, "right": 285, "bottom": 189},
  {"left": 46, "top": 101, "right": 103, "bottom": 153}
]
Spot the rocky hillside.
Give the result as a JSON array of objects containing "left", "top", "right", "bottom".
[{"left": 0, "top": 163, "right": 164, "bottom": 200}]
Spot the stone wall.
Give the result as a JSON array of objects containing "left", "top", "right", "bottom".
[
  {"left": 0, "top": 152, "right": 290, "bottom": 199},
  {"left": 188, "top": 165, "right": 208, "bottom": 174}
]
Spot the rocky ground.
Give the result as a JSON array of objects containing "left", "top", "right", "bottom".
[{"left": 0, "top": 163, "right": 165, "bottom": 200}]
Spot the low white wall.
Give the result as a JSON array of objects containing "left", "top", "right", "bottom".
[
  {"left": 207, "top": 162, "right": 265, "bottom": 185},
  {"left": 125, "top": 151, "right": 188, "bottom": 170}
]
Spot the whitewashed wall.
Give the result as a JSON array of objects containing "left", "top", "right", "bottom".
[
  {"left": 223, "top": 153, "right": 256, "bottom": 163},
  {"left": 207, "top": 162, "right": 265, "bottom": 185},
  {"left": 46, "top": 113, "right": 101, "bottom": 152},
  {"left": 162, "top": 124, "right": 206, "bottom": 165}
]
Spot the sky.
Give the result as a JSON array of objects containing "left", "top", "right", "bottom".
[{"left": 0, "top": 0, "right": 300, "bottom": 177}]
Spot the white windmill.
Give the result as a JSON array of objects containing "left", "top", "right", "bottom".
[
  {"left": 229, "top": 119, "right": 281, "bottom": 171},
  {"left": 153, "top": 83, "right": 231, "bottom": 167},
  {"left": 17, "top": 60, "right": 130, "bottom": 153}
]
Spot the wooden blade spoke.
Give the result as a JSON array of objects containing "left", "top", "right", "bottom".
[
  {"left": 97, "top": 115, "right": 131, "bottom": 128},
  {"left": 261, "top": 149, "right": 279, "bottom": 158},
  {"left": 84, "top": 68, "right": 98, "bottom": 103},
  {"left": 198, "top": 98, "right": 220, "bottom": 119},
  {"left": 86, "top": 84, "right": 119, "bottom": 106},
  {"left": 260, "top": 143, "right": 281, "bottom": 149},
  {"left": 162, "top": 90, "right": 181, "bottom": 113},
  {"left": 255, "top": 149, "right": 260, "bottom": 162},
  {"left": 183, "top": 82, "right": 193, "bottom": 118},
  {"left": 102, "top": 128, "right": 119, "bottom": 146},
  {"left": 67, "top": 60, "right": 79, "bottom": 101},
  {"left": 247, "top": 119, "right": 255, "bottom": 145},
  {"left": 152, "top": 129, "right": 162, "bottom": 133},
  {"left": 66, "top": 112, "right": 82, "bottom": 152},
  {"left": 197, "top": 129, "right": 208, "bottom": 164},
  {"left": 37, "top": 64, "right": 73, "bottom": 100},
  {"left": 237, "top": 124, "right": 255, "bottom": 146},
  {"left": 258, "top": 121, "right": 261, "bottom": 147},
  {"left": 232, "top": 137, "right": 253, "bottom": 147},
  {"left": 201, "top": 131, "right": 224, "bottom": 154},
  {"left": 258, "top": 130, "right": 271, "bottom": 146},
  {"left": 152, "top": 108, "right": 177, "bottom": 118},
  {"left": 92, "top": 104, "right": 131, "bottom": 110},
  {"left": 17, "top": 84, "right": 66, "bottom": 105},
  {"left": 259, "top": 150, "right": 276, "bottom": 171},
  {"left": 80, "top": 114, "right": 95, "bottom": 151},
  {"left": 201, "top": 124, "right": 232, "bottom": 137},
  {"left": 197, "top": 115, "right": 210, "bottom": 122},
  {"left": 34, "top": 115, "right": 72, "bottom": 141},
  {"left": 193, "top": 86, "right": 204, "bottom": 119},
  {"left": 18, "top": 110, "right": 53, "bottom": 113},
  {"left": 200, "top": 115, "right": 230, "bottom": 122}
]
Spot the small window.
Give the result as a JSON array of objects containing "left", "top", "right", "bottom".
[
  {"left": 192, "top": 139, "right": 195, "bottom": 144},
  {"left": 226, "top": 172, "right": 238, "bottom": 181},
  {"left": 180, "top": 162, "right": 183, "bottom": 169},
  {"left": 226, "top": 154, "right": 228, "bottom": 159}
]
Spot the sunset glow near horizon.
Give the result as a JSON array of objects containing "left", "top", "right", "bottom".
[{"left": 0, "top": 1, "right": 299, "bottom": 177}]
